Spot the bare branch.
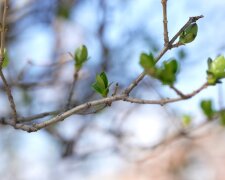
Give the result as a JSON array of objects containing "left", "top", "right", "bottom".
[
  {"left": 17, "top": 110, "right": 60, "bottom": 123},
  {"left": 65, "top": 70, "right": 79, "bottom": 110},
  {"left": 124, "top": 82, "right": 208, "bottom": 105},
  {"left": 161, "top": 0, "right": 169, "bottom": 46},
  {"left": 0, "top": 71, "right": 17, "bottom": 123},
  {"left": 0, "top": 81, "right": 208, "bottom": 132},
  {"left": 0, "top": 0, "right": 7, "bottom": 64},
  {"left": 170, "top": 85, "right": 188, "bottom": 98}
]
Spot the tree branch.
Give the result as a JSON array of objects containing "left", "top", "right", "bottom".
[
  {"left": 0, "top": 0, "right": 18, "bottom": 124},
  {"left": 0, "top": 82, "right": 208, "bottom": 132},
  {"left": 123, "top": 15, "right": 203, "bottom": 96},
  {"left": 65, "top": 70, "right": 79, "bottom": 110},
  {"left": 161, "top": 0, "right": 169, "bottom": 46},
  {"left": 123, "top": 82, "right": 208, "bottom": 105}
]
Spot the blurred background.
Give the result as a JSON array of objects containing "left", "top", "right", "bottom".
[{"left": 1, "top": 0, "right": 225, "bottom": 179}]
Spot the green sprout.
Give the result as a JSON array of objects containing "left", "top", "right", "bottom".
[
  {"left": 207, "top": 55, "right": 225, "bottom": 85},
  {"left": 179, "top": 23, "right": 198, "bottom": 44},
  {"left": 92, "top": 72, "right": 110, "bottom": 97}
]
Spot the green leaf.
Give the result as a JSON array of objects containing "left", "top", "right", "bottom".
[
  {"left": 2, "top": 48, "right": 9, "bottom": 68},
  {"left": 92, "top": 72, "right": 109, "bottom": 97},
  {"left": 96, "top": 75, "right": 106, "bottom": 89},
  {"left": 156, "top": 59, "right": 178, "bottom": 85},
  {"left": 139, "top": 53, "right": 156, "bottom": 75},
  {"left": 92, "top": 82, "right": 104, "bottom": 95},
  {"left": 74, "top": 45, "right": 88, "bottom": 70},
  {"left": 182, "top": 115, "right": 192, "bottom": 127},
  {"left": 179, "top": 23, "right": 198, "bottom": 44},
  {"left": 140, "top": 53, "right": 155, "bottom": 69},
  {"left": 99, "top": 72, "right": 108, "bottom": 88},
  {"left": 207, "top": 55, "right": 225, "bottom": 85},
  {"left": 200, "top": 100, "right": 215, "bottom": 119}
]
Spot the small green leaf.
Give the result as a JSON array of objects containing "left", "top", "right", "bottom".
[
  {"left": 99, "top": 72, "right": 108, "bottom": 88},
  {"left": 156, "top": 59, "right": 179, "bottom": 85},
  {"left": 2, "top": 48, "right": 9, "bottom": 68},
  {"left": 182, "top": 115, "right": 192, "bottom": 127},
  {"left": 92, "top": 72, "right": 109, "bottom": 97},
  {"left": 96, "top": 75, "right": 105, "bottom": 89},
  {"left": 140, "top": 53, "right": 155, "bottom": 69},
  {"left": 200, "top": 100, "right": 215, "bottom": 119},
  {"left": 92, "top": 83, "right": 104, "bottom": 95},
  {"left": 139, "top": 53, "right": 157, "bottom": 76},
  {"left": 207, "top": 55, "right": 225, "bottom": 85},
  {"left": 179, "top": 23, "right": 198, "bottom": 44},
  {"left": 74, "top": 45, "right": 88, "bottom": 70}
]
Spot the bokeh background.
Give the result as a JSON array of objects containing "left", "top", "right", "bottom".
[{"left": 1, "top": 0, "right": 225, "bottom": 179}]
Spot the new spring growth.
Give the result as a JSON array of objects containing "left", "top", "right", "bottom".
[
  {"left": 139, "top": 52, "right": 179, "bottom": 86},
  {"left": 207, "top": 55, "right": 225, "bottom": 85},
  {"left": 179, "top": 23, "right": 198, "bottom": 44},
  {"left": 74, "top": 45, "right": 88, "bottom": 70},
  {"left": 92, "top": 72, "right": 110, "bottom": 97}
]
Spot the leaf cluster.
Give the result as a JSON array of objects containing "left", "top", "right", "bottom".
[
  {"left": 92, "top": 72, "right": 110, "bottom": 97},
  {"left": 139, "top": 53, "right": 178, "bottom": 85},
  {"left": 207, "top": 55, "right": 225, "bottom": 85}
]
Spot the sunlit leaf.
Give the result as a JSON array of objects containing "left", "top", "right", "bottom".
[{"left": 207, "top": 55, "right": 225, "bottom": 85}]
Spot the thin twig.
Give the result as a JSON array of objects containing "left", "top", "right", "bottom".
[
  {"left": 170, "top": 42, "right": 183, "bottom": 48},
  {"left": 0, "top": 71, "right": 17, "bottom": 123},
  {"left": 0, "top": 0, "right": 18, "bottom": 124},
  {"left": 65, "top": 70, "right": 79, "bottom": 110},
  {"left": 17, "top": 110, "right": 60, "bottom": 122},
  {"left": 0, "top": 0, "right": 7, "bottom": 65},
  {"left": 161, "top": 0, "right": 169, "bottom": 46},
  {"left": 170, "top": 85, "right": 188, "bottom": 98},
  {"left": 124, "top": 82, "right": 208, "bottom": 105},
  {"left": 112, "top": 83, "right": 119, "bottom": 96}
]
